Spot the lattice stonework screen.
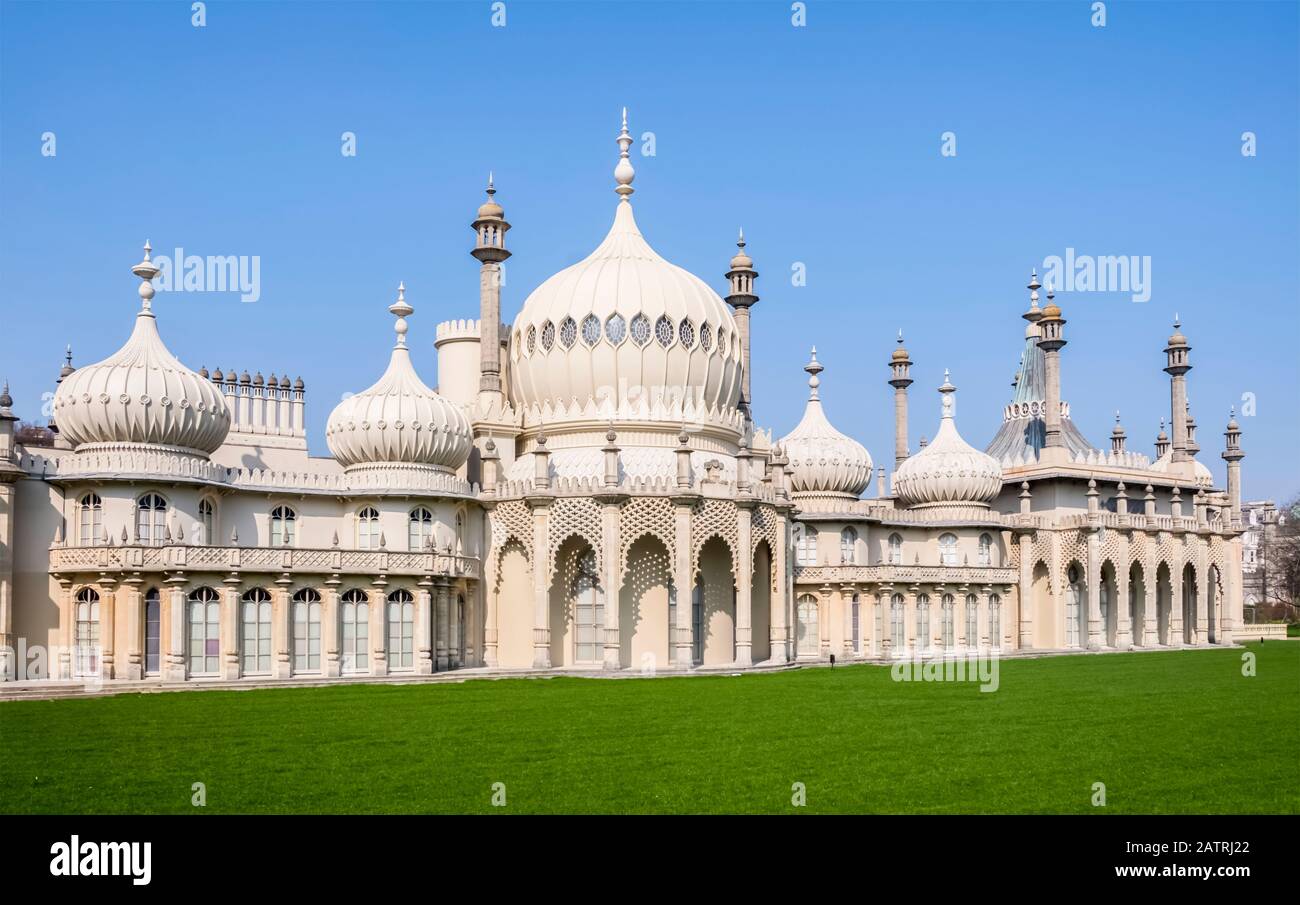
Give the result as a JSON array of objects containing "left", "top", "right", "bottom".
[
  {"left": 690, "top": 498, "right": 739, "bottom": 579},
  {"left": 490, "top": 499, "right": 533, "bottom": 565},
  {"left": 547, "top": 497, "right": 604, "bottom": 573},
  {"left": 751, "top": 504, "right": 782, "bottom": 593},
  {"left": 618, "top": 496, "right": 675, "bottom": 578}
]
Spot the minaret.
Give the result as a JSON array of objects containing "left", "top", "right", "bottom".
[
  {"left": 1222, "top": 408, "right": 1245, "bottom": 528},
  {"left": 1163, "top": 316, "right": 1191, "bottom": 464},
  {"left": 1184, "top": 402, "right": 1200, "bottom": 458},
  {"left": 1155, "top": 419, "right": 1170, "bottom": 459},
  {"left": 471, "top": 173, "right": 511, "bottom": 397},
  {"left": 1036, "top": 279, "right": 1067, "bottom": 455},
  {"left": 1110, "top": 411, "right": 1126, "bottom": 455},
  {"left": 725, "top": 228, "right": 759, "bottom": 418},
  {"left": 888, "top": 330, "right": 913, "bottom": 470}
]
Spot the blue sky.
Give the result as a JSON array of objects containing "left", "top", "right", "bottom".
[{"left": 2, "top": 0, "right": 1297, "bottom": 499}]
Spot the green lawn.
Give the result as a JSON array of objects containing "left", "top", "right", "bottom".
[{"left": 1, "top": 643, "right": 1296, "bottom": 814}]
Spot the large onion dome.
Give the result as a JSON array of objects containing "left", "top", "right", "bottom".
[
  {"left": 326, "top": 284, "right": 472, "bottom": 473},
  {"left": 895, "top": 371, "right": 1003, "bottom": 508},
  {"left": 51, "top": 243, "right": 231, "bottom": 456},
  {"left": 779, "top": 349, "right": 873, "bottom": 499},
  {"left": 508, "top": 110, "right": 742, "bottom": 428}
]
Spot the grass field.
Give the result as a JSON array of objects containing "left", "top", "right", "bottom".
[{"left": 1, "top": 643, "right": 1296, "bottom": 814}]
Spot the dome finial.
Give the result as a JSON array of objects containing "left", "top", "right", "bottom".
[
  {"left": 131, "top": 239, "right": 161, "bottom": 312},
  {"left": 939, "top": 368, "right": 956, "bottom": 418},
  {"left": 390, "top": 281, "right": 413, "bottom": 347},
  {"left": 614, "top": 107, "right": 635, "bottom": 198},
  {"left": 737, "top": 227, "right": 745, "bottom": 248},
  {"left": 487, "top": 170, "right": 494, "bottom": 193},
  {"left": 804, "top": 347, "right": 823, "bottom": 400}
]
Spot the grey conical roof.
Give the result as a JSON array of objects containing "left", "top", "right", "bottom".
[{"left": 985, "top": 329, "right": 1096, "bottom": 462}]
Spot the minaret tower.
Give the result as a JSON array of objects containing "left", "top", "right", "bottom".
[
  {"left": 471, "top": 173, "right": 511, "bottom": 399},
  {"left": 1155, "top": 419, "right": 1170, "bottom": 459},
  {"left": 1036, "top": 279, "right": 1067, "bottom": 457},
  {"left": 1163, "top": 316, "right": 1192, "bottom": 464},
  {"left": 1110, "top": 411, "right": 1126, "bottom": 455},
  {"left": 1222, "top": 408, "right": 1245, "bottom": 528},
  {"left": 725, "top": 228, "right": 759, "bottom": 418},
  {"left": 888, "top": 330, "right": 913, "bottom": 471}
]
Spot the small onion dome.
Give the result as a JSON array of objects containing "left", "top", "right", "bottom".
[
  {"left": 730, "top": 228, "right": 753, "bottom": 269},
  {"left": 279, "top": 375, "right": 291, "bottom": 389},
  {"left": 894, "top": 371, "right": 1002, "bottom": 508},
  {"left": 1168, "top": 315, "right": 1188, "bottom": 347},
  {"left": 891, "top": 329, "right": 910, "bottom": 361},
  {"left": 211, "top": 367, "right": 224, "bottom": 382},
  {"left": 326, "top": 283, "right": 472, "bottom": 472},
  {"left": 293, "top": 376, "right": 304, "bottom": 390},
  {"left": 1040, "top": 280, "right": 1061, "bottom": 319},
  {"left": 0, "top": 381, "right": 13, "bottom": 410},
  {"left": 477, "top": 174, "right": 504, "bottom": 219},
  {"left": 52, "top": 242, "right": 231, "bottom": 455},
  {"left": 778, "top": 349, "right": 873, "bottom": 498}
]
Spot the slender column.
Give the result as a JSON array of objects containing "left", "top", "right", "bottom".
[
  {"left": 1018, "top": 533, "right": 1033, "bottom": 649},
  {"left": 483, "top": 534, "right": 500, "bottom": 667},
  {"left": 841, "top": 585, "right": 855, "bottom": 660},
  {"left": 769, "top": 511, "right": 789, "bottom": 663},
  {"left": 1142, "top": 575, "right": 1157, "bottom": 647},
  {"left": 1195, "top": 543, "right": 1209, "bottom": 644},
  {"left": 977, "top": 588, "right": 990, "bottom": 652},
  {"left": 734, "top": 504, "right": 754, "bottom": 667},
  {"left": 903, "top": 588, "right": 917, "bottom": 655},
  {"left": 273, "top": 584, "right": 293, "bottom": 679},
  {"left": 436, "top": 578, "right": 451, "bottom": 671},
  {"left": 818, "top": 585, "right": 832, "bottom": 659},
  {"left": 221, "top": 582, "right": 240, "bottom": 680},
  {"left": 370, "top": 582, "right": 389, "bottom": 676},
  {"left": 123, "top": 580, "right": 143, "bottom": 680},
  {"left": 323, "top": 584, "right": 341, "bottom": 677},
  {"left": 1086, "top": 530, "right": 1102, "bottom": 649},
  {"left": 1115, "top": 560, "right": 1132, "bottom": 650},
  {"left": 0, "top": 484, "right": 14, "bottom": 681},
  {"left": 1221, "top": 538, "right": 1240, "bottom": 645},
  {"left": 416, "top": 582, "right": 434, "bottom": 675},
  {"left": 673, "top": 498, "right": 694, "bottom": 667},
  {"left": 98, "top": 580, "right": 117, "bottom": 681},
  {"left": 1169, "top": 564, "right": 1184, "bottom": 648},
  {"left": 602, "top": 500, "right": 622, "bottom": 670},
  {"left": 530, "top": 500, "right": 552, "bottom": 669},
  {"left": 165, "top": 583, "right": 187, "bottom": 682}
]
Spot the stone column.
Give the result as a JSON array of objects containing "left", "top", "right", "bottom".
[
  {"left": 769, "top": 511, "right": 790, "bottom": 663},
  {"left": 673, "top": 497, "right": 695, "bottom": 668},
  {"left": 221, "top": 582, "right": 241, "bottom": 680},
  {"left": 483, "top": 541, "right": 500, "bottom": 667},
  {"left": 903, "top": 588, "right": 917, "bottom": 656},
  {"left": 735, "top": 503, "right": 754, "bottom": 667},
  {"left": 165, "top": 583, "right": 187, "bottom": 682},
  {"left": 1018, "top": 533, "right": 1034, "bottom": 649},
  {"left": 435, "top": 578, "right": 451, "bottom": 671},
  {"left": 273, "top": 584, "right": 293, "bottom": 679},
  {"left": 1086, "top": 530, "right": 1102, "bottom": 650},
  {"left": 416, "top": 581, "right": 434, "bottom": 675},
  {"left": 1116, "top": 547, "right": 1132, "bottom": 650},
  {"left": 1169, "top": 562, "right": 1184, "bottom": 648},
  {"left": 601, "top": 498, "right": 623, "bottom": 670},
  {"left": 370, "top": 582, "right": 389, "bottom": 676},
  {"left": 1195, "top": 542, "right": 1209, "bottom": 644},
  {"left": 818, "top": 585, "right": 832, "bottom": 659},
  {"left": 841, "top": 585, "right": 856, "bottom": 660},
  {"left": 123, "top": 579, "right": 144, "bottom": 680},
  {"left": 1142, "top": 570, "right": 1157, "bottom": 648},
  {"left": 323, "top": 583, "right": 341, "bottom": 677},
  {"left": 0, "top": 483, "right": 13, "bottom": 681},
  {"left": 529, "top": 499, "right": 552, "bottom": 669},
  {"left": 977, "top": 588, "right": 990, "bottom": 652},
  {"left": 98, "top": 579, "right": 117, "bottom": 681}
]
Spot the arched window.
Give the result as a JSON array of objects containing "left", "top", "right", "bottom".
[
  {"left": 888, "top": 533, "right": 902, "bottom": 565},
  {"left": 74, "top": 588, "right": 100, "bottom": 677},
  {"left": 573, "top": 550, "right": 603, "bottom": 663},
  {"left": 270, "top": 505, "right": 296, "bottom": 547},
  {"left": 137, "top": 493, "right": 167, "bottom": 546},
  {"left": 941, "top": 594, "right": 955, "bottom": 648},
  {"left": 357, "top": 506, "right": 380, "bottom": 550},
  {"left": 978, "top": 533, "right": 993, "bottom": 567},
  {"left": 408, "top": 507, "right": 433, "bottom": 552},
  {"left": 77, "top": 493, "right": 102, "bottom": 546},
  {"left": 340, "top": 589, "right": 369, "bottom": 673},
  {"left": 454, "top": 593, "right": 466, "bottom": 667},
  {"left": 293, "top": 589, "right": 322, "bottom": 672},
  {"left": 199, "top": 498, "right": 215, "bottom": 545},
  {"left": 916, "top": 594, "right": 931, "bottom": 653},
  {"left": 851, "top": 593, "right": 861, "bottom": 653},
  {"left": 938, "top": 533, "right": 959, "bottom": 566},
  {"left": 144, "top": 588, "right": 162, "bottom": 675},
  {"left": 840, "top": 527, "right": 858, "bottom": 565},
  {"left": 890, "top": 593, "right": 905, "bottom": 653},
  {"left": 187, "top": 587, "right": 221, "bottom": 676},
  {"left": 796, "top": 594, "right": 819, "bottom": 658},
  {"left": 241, "top": 588, "right": 273, "bottom": 674},
  {"left": 455, "top": 510, "right": 466, "bottom": 554},
  {"left": 387, "top": 590, "right": 415, "bottom": 670},
  {"left": 965, "top": 594, "right": 978, "bottom": 647},
  {"left": 989, "top": 594, "right": 1002, "bottom": 650},
  {"left": 796, "top": 526, "right": 818, "bottom": 566}
]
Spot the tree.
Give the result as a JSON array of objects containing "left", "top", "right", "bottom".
[{"left": 1257, "top": 494, "right": 1300, "bottom": 622}]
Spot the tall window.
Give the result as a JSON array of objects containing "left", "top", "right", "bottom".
[
  {"left": 293, "top": 589, "right": 322, "bottom": 672},
  {"left": 668, "top": 584, "right": 677, "bottom": 664},
  {"left": 989, "top": 594, "right": 1002, "bottom": 650},
  {"left": 408, "top": 507, "right": 433, "bottom": 552},
  {"left": 1066, "top": 566, "right": 1082, "bottom": 648},
  {"left": 270, "top": 506, "right": 296, "bottom": 547},
  {"left": 916, "top": 594, "right": 931, "bottom": 653},
  {"left": 938, "top": 533, "right": 959, "bottom": 566},
  {"left": 455, "top": 510, "right": 466, "bottom": 554},
  {"left": 890, "top": 594, "right": 905, "bottom": 653},
  {"left": 851, "top": 593, "right": 861, "bottom": 653},
  {"left": 573, "top": 550, "right": 603, "bottom": 663},
  {"left": 340, "top": 590, "right": 369, "bottom": 673},
  {"left": 386, "top": 590, "right": 415, "bottom": 670},
  {"left": 241, "top": 588, "right": 273, "bottom": 674},
  {"left": 199, "top": 498, "right": 215, "bottom": 545},
  {"left": 888, "top": 533, "right": 902, "bottom": 565},
  {"left": 455, "top": 594, "right": 466, "bottom": 667},
  {"left": 357, "top": 507, "right": 380, "bottom": 550},
  {"left": 77, "top": 493, "right": 102, "bottom": 546},
  {"left": 187, "top": 587, "right": 221, "bottom": 676},
  {"left": 144, "top": 588, "right": 161, "bottom": 675},
  {"left": 137, "top": 493, "right": 167, "bottom": 545},
  {"left": 941, "top": 594, "right": 955, "bottom": 648},
  {"left": 692, "top": 578, "right": 705, "bottom": 664},
  {"left": 978, "top": 533, "right": 992, "bottom": 567},
  {"left": 74, "top": 588, "right": 100, "bottom": 677},
  {"left": 797, "top": 594, "right": 819, "bottom": 658},
  {"left": 965, "top": 594, "right": 978, "bottom": 646},
  {"left": 796, "top": 526, "right": 819, "bottom": 566},
  {"left": 840, "top": 527, "right": 858, "bottom": 565}
]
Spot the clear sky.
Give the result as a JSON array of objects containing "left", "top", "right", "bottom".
[{"left": 2, "top": 0, "right": 1297, "bottom": 499}]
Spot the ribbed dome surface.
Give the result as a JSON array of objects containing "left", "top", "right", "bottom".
[
  {"left": 779, "top": 351, "right": 872, "bottom": 498},
  {"left": 895, "top": 375, "right": 1002, "bottom": 507}
]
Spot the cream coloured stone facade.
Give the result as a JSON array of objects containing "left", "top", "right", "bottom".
[{"left": 0, "top": 113, "right": 1246, "bottom": 689}]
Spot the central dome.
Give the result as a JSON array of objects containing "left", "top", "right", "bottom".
[{"left": 509, "top": 112, "right": 742, "bottom": 426}]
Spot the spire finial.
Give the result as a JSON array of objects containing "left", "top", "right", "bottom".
[
  {"left": 897, "top": 329, "right": 904, "bottom": 344},
  {"left": 1046, "top": 278, "right": 1055, "bottom": 301},
  {"left": 737, "top": 227, "right": 745, "bottom": 248},
  {"left": 131, "top": 239, "right": 161, "bottom": 311},
  {"left": 614, "top": 107, "right": 635, "bottom": 198},
  {"left": 1174, "top": 313, "right": 1180, "bottom": 329},
  {"left": 389, "top": 281, "right": 413, "bottom": 347},
  {"left": 804, "top": 347, "right": 823, "bottom": 400},
  {"left": 939, "top": 368, "right": 956, "bottom": 418}
]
